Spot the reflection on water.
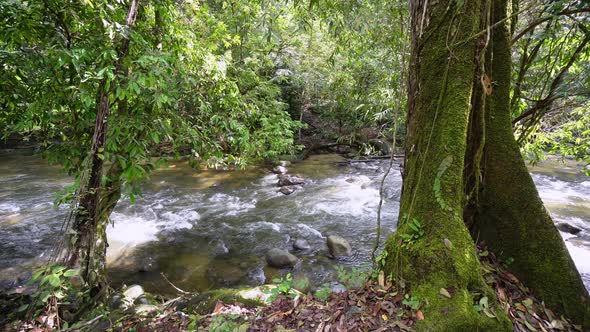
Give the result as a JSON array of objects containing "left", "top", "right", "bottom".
[{"left": 0, "top": 151, "right": 588, "bottom": 294}]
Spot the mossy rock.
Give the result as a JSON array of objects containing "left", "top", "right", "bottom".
[{"left": 186, "top": 288, "right": 264, "bottom": 314}]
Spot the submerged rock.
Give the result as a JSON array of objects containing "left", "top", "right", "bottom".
[
  {"left": 556, "top": 223, "right": 582, "bottom": 235},
  {"left": 327, "top": 235, "right": 352, "bottom": 258},
  {"left": 279, "top": 187, "right": 296, "bottom": 195},
  {"left": 278, "top": 174, "right": 304, "bottom": 187},
  {"left": 206, "top": 261, "right": 247, "bottom": 286},
  {"left": 265, "top": 248, "right": 298, "bottom": 268},
  {"left": 293, "top": 239, "right": 311, "bottom": 251}
]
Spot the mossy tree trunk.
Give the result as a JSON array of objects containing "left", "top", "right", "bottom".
[
  {"left": 383, "top": 0, "right": 590, "bottom": 328},
  {"left": 382, "top": 0, "right": 511, "bottom": 330},
  {"left": 472, "top": 0, "right": 590, "bottom": 325}
]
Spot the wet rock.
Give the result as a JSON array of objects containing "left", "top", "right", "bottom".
[
  {"left": 329, "top": 282, "right": 347, "bottom": 294},
  {"left": 265, "top": 248, "right": 298, "bottom": 268},
  {"left": 293, "top": 239, "right": 311, "bottom": 251},
  {"left": 279, "top": 187, "right": 296, "bottom": 195},
  {"left": 108, "top": 293, "right": 125, "bottom": 310},
  {"left": 272, "top": 166, "right": 288, "bottom": 174},
  {"left": 556, "top": 223, "right": 582, "bottom": 235},
  {"left": 277, "top": 160, "right": 291, "bottom": 167},
  {"left": 135, "top": 295, "right": 150, "bottom": 305},
  {"left": 210, "top": 239, "right": 229, "bottom": 256},
  {"left": 123, "top": 285, "right": 144, "bottom": 302},
  {"left": 278, "top": 174, "right": 304, "bottom": 186},
  {"left": 368, "top": 139, "right": 390, "bottom": 155},
  {"left": 247, "top": 267, "right": 266, "bottom": 285},
  {"left": 327, "top": 235, "right": 352, "bottom": 258}
]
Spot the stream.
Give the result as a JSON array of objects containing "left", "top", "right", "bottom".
[{"left": 0, "top": 151, "right": 589, "bottom": 295}]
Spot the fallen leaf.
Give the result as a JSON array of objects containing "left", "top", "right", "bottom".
[
  {"left": 439, "top": 288, "right": 452, "bottom": 298},
  {"left": 378, "top": 271, "right": 385, "bottom": 287},
  {"left": 444, "top": 238, "right": 452, "bottom": 249},
  {"left": 502, "top": 271, "right": 520, "bottom": 283},
  {"left": 415, "top": 310, "right": 424, "bottom": 320},
  {"left": 496, "top": 287, "right": 507, "bottom": 301}
]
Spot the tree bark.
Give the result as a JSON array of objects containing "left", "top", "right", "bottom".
[
  {"left": 66, "top": 0, "right": 140, "bottom": 292},
  {"left": 382, "top": 0, "right": 511, "bottom": 330},
  {"left": 473, "top": 0, "right": 590, "bottom": 326}
]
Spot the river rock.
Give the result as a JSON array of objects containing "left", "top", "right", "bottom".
[
  {"left": 327, "top": 235, "right": 352, "bottom": 257},
  {"left": 273, "top": 165, "right": 288, "bottom": 174},
  {"left": 556, "top": 223, "right": 582, "bottom": 235},
  {"left": 123, "top": 285, "right": 144, "bottom": 302},
  {"left": 277, "top": 160, "right": 291, "bottom": 167},
  {"left": 293, "top": 239, "right": 311, "bottom": 251},
  {"left": 265, "top": 248, "right": 298, "bottom": 268},
  {"left": 209, "top": 239, "right": 229, "bottom": 256},
  {"left": 278, "top": 174, "right": 304, "bottom": 186},
  {"left": 279, "top": 187, "right": 296, "bottom": 195},
  {"left": 108, "top": 293, "right": 125, "bottom": 309},
  {"left": 329, "top": 282, "right": 347, "bottom": 294},
  {"left": 368, "top": 139, "right": 390, "bottom": 155}
]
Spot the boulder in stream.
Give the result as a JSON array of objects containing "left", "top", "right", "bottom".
[
  {"left": 272, "top": 165, "right": 288, "bottom": 174},
  {"left": 556, "top": 223, "right": 582, "bottom": 235},
  {"left": 265, "top": 248, "right": 298, "bottom": 268},
  {"left": 278, "top": 174, "right": 304, "bottom": 186},
  {"left": 279, "top": 187, "right": 296, "bottom": 195},
  {"left": 293, "top": 238, "right": 311, "bottom": 251},
  {"left": 327, "top": 235, "right": 352, "bottom": 258}
]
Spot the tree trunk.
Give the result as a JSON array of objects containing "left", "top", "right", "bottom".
[
  {"left": 65, "top": 0, "right": 140, "bottom": 292},
  {"left": 473, "top": 0, "right": 590, "bottom": 326},
  {"left": 382, "top": 0, "right": 511, "bottom": 330}
]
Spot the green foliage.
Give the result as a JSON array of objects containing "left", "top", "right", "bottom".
[
  {"left": 265, "top": 273, "right": 298, "bottom": 303},
  {"left": 208, "top": 314, "right": 248, "bottom": 332},
  {"left": 0, "top": 0, "right": 302, "bottom": 203},
  {"left": 375, "top": 249, "right": 389, "bottom": 270},
  {"left": 335, "top": 265, "right": 369, "bottom": 289},
  {"left": 399, "top": 218, "right": 425, "bottom": 249},
  {"left": 401, "top": 294, "right": 421, "bottom": 311},
  {"left": 314, "top": 284, "right": 332, "bottom": 301},
  {"left": 521, "top": 106, "right": 590, "bottom": 175},
  {"left": 511, "top": 3, "right": 590, "bottom": 172},
  {"left": 20, "top": 265, "right": 82, "bottom": 319}
]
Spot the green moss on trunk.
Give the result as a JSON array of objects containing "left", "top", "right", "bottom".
[
  {"left": 383, "top": 1, "right": 511, "bottom": 330},
  {"left": 473, "top": 0, "right": 590, "bottom": 326}
]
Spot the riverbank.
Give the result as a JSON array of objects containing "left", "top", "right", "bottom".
[{"left": 1, "top": 245, "right": 583, "bottom": 331}]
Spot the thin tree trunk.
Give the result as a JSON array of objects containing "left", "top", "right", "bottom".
[
  {"left": 66, "top": 0, "right": 140, "bottom": 291},
  {"left": 473, "top": 0, "right": 590, "bottom": 326}
]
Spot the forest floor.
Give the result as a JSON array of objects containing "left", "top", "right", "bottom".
[{"left": 5, "top": 245, "right": 579, "bottom": 332}]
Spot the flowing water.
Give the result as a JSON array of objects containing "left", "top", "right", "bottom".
[{"left": 0, "top": 150, "right": 589, "bottom": 295}]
